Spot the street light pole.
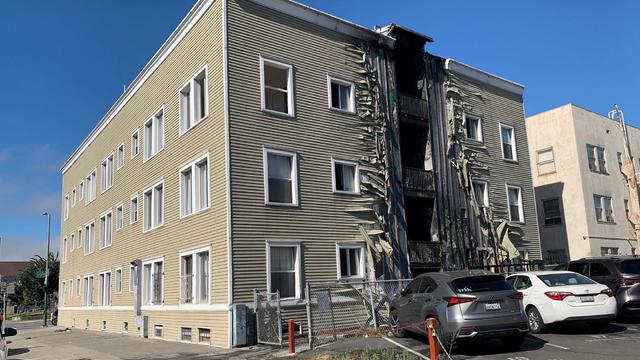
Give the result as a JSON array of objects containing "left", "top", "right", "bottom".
[{"left": 42, "top": 212, "right": 51, "bottom": 327}]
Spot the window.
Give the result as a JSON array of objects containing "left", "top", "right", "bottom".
[
  {"left": 71, "top": 187, "right": 77, "bottom": 207},
  {"left": 180, "top": 248, "right": 210, "bottom": 305},
  {"left": 144, "top": 108, "right": 164, "bottom": 161},
  {"left": 500, "top": 124, "right": 517, "bottom": 161},
  {"left": 537, "top": 148, "right": 555, "bottom": 175},
  {"left": 131, "top": 129, "right": 139, "bottom": 158},
  {"left": 76, "top": 277, "right": 81, "bottom": 297},
  {"left": 83, "top": 275, "right": 94, "bottom": 306},
  {"left": 506, "top": 185, "right": 524, "bottom": 222},
  {"left": 85, "top": 170, "right": 96, "bottom": 204},
  {"left": 625, "top": 199, "right": 630, "bottom": 218},
  {"left": 100, "top": 153, "right": 114, "bottom": 192},
  {"left": 143, "top": 181, "right": 164, "bottom": 231},
  {"left": 594, "top": 194, "right": 614, "bottom": 223},
  {"left": 337, "top": 244, "right": 364, "bottom": 279},
  {"left": 180, "top": 67, "right": 208, "bottom": 134},
  {"left": 99, "top": 271, "right": 112, "bottom": 306},
  {"left": 99, "top": 210, "right": 112, "bottom": 248},
  {"left": 79, "top": 181, "right": 84, "bottom": 201},
  {"left": 600, "top": 247, "right": 619, "bottom": 257},
  {"left": 267, "top": 243, "right": 300, "bottom": 299},
  {"left": 62, "top": 237, "right": 68, "bottom": 263},
  {"left": 129, "top": 264, "right": 137, "bottom": 292},
  {"left": 463, "top": 114, "right": 482, "bottom": 142},
  {"left": 181, "top": 327, "right": 192, "bottom": 342},
  {"left": 115, "top": 204, "right": 124, "bottom": 230},
  {"left": 328, "top": 76, "right": 355, "bottom": 112},
  {"left": 568, "top": 262, "right": 589, "bottom": 276},
  {"left": 70, "top": 232, "right": 75, "bottom": 252},
  {"left": 84, "top": 221, "right": 95, "bottom": 255},
  {"left": 130, "top": 194, "right": 138, "bottom": 224},
  {"left": 154, "top": 325, "right": 163, "bottom": 338},
  {"left": 115, "top": 268, "right": 122, "bottom": 293},
  {"left": 264, "top": 149, "right": 298, "bottom": 205},
  {"left": 64, "top": 194, "right": 69, "bottom": 220},
  {"left": 198, "top": 328, "right": 211, "bottom": 345},
  {"left": 543, "top": 198, "right": 562, "bottom": 225},
  {"left": 587, "top": 145, "right": 607, "bottom": 173},
  {"left": 117, "top": 143, "right": 125, "bottom": 169},
  {"left": 61, "top": 281, "right": 66, "bottom": 305},
  {"left": 77, "top": 228, "right": 82, "bottom": 249},
  {"left": 261, "top": 57, "right": 294, "bottom": 116},
  {"left": 472, "top": 180, "right": 488, "bottom": 208},
  {"left": 142, "top": 259, "right": 163, "bottom": 305},
  {"left": 180, "top": 154, "right": 210, "bottom": 217},
  {"left": 590, "top": 262, "right": 612, "bottom": 276},
  {"left": 332, "top": 159, "right": 359, "bottom": 194}
]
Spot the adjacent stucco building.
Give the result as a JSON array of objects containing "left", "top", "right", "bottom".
[{"left": 527, "top": 104, "right": 639, "bottom": 263}]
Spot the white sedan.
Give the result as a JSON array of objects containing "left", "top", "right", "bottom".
[{"left": 506, "top": 271, "right": 616, "bottom": 333}]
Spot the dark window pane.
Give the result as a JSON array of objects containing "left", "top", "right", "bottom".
[
  {"left": 265, "top": 88, "right": 288, "bottom": 113},
  {"left": 271, "top": 272, "right": 295, "bottom": 298},
  {"left": 451, "top": 275, "right": 511, "bottom": 293},
  {"left": 339, "top": 249, "right": 348, "bottom": 276},
  {"left": 331, "top": 83, "right": 340, "bottom": 109}
]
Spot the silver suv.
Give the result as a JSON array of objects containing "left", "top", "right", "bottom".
[{"left": 389, "top": 270, "right": 529, "bottom": 349}]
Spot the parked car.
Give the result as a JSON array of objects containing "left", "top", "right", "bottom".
[
  {"left": 0, "top": 327, "right": 17, "bottom": 360},
  {"left": 389, "top": 270, "right": 529, "bottom": 349},
  {"left": 568, "top": 257, "right": 640, "bottom": 316},
  {"left": 506, "top": 271, "right": 616, "bottom": 333}
]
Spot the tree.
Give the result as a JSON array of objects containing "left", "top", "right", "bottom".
[{"left": 9, "top": 252, "right": 59, "bottom": 308}]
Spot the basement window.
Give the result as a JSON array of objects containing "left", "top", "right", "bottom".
[
  {"left": 328, "top": 76, "right": 355, "bottom": 112},
  {"left": 261, "top": 57, "right": 294, "bottom": 116},
  {"left": 154, "top": 325, "right": 163, "bottom": 338},
  {"left": 123, "top": 322, "right": 129, "bottom": 333},
  {"left": 198, "top": 328, "right": 211, "bottom": 345},
  {"left": 180, "top": 67, "right": 208, "bottom": 134},
  {"left": 181, "top": 327, "right": 192, "bottom": 342},
  {"left": 264, "top": 148, "right": 298, "bottom": 206},
  {"left": 463, "top": 114, "right": 482, "bottom": 142},
  {"left": 332, "top": 158, "right": 359, "bottom": 194}
]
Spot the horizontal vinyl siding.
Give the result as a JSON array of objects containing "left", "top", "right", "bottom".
[
  {"left": 450, "top": 72, "right": 541, "bottom": 259},
  {"left": 227, "top": 0, "right": 372, "bottom": 303},
  {"left": 59, "top": 0, "right": 228, "bottom": 347}
]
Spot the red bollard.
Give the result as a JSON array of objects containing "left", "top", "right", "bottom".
[
  {"left": 288, "top": 320, "right": 295, "bottom": 354},
  {"left": 426, "top": 318, "right": 438, "bottom": 360}
]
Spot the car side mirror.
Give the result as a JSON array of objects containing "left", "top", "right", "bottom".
[{"left": 3, "top": 328, "right": 16, "bottom": 337}]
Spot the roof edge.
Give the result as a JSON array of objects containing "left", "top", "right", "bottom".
[{"left": 444, "top": 58, "right": 524, "bottom": 96}]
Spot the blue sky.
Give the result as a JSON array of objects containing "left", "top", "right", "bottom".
[{"left": 0, "top": 0, "right": 638, "bottom": 260}]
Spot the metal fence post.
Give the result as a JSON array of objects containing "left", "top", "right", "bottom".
[
  {"left": 253, "top": 289, "right": 260, "bottom": 344},
  {"left": 367, "top": 282, "right": 378, "bottom": 329},
  {"left": 276, "top": 290, "right": 283, "bottom": 346},
  {"left": 305, "top": 283, "right": 313, "bottom": 349}
]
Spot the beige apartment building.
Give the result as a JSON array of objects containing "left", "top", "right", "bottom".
[{"left": 527, "top": 104, "right": 639, "bottom": 263}]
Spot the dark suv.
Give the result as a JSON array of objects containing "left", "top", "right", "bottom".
[{"left": 568, "top": 257, "right": 640, "bottom": 315}]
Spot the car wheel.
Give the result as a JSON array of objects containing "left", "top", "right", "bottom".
[
  {"left": 527, "top": 307, "right": 547, "bottom": 334},
  {"left": 389, "top": 310, "right": 405, "bottom": 338},
  {"left": 503, "top": 335, "right": 525, "bottom": 350}
]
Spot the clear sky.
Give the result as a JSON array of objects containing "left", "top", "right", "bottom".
[{"left": 0, "top": 0, "right": 638, "bottom": 260}]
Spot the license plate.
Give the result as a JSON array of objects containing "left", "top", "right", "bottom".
[
  {"left": 485, "top": 302, "right": 502, "bottom": 311},
  {"left": 581, "top": 295, "right": 595, "bottom": 303}
]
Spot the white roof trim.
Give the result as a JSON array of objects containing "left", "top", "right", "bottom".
[
  {"left": 62, "top": 0, "right": 394, "bottom": 174},
  {"left": 445, "top": 59, "right": 524, "bottom": 96}
]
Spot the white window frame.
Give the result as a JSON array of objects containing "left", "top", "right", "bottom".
[
  {"left": 499, "top": 123, "right": 518, "bottom": 161},
  {"left": 64, "top": 194, "right": 70, "bottom": 220},
  {"left": 143, "top": 107, "right": 165, "bottom": 162},
  {"left": 117, "top": 143, "right": 125, "bottom": 169},
  {"left": 131, "top": 129, "right": 140, "bottom": 159},
  {"left": 84, "top": 220, "right": 95, "bottom": 255},
  {"left": 79, "top": 180, "right": 84, "bottom": 201},
  {"left": 472, "top": 180, "right": 489, "bottom": 208},
  {"left": 98, "top": 269, "right": 112, "bottom": 306},
  {"left": 130, "top": 193, "right": 139, "bottom": 224},
  {"left": 463, "top": 113, "right": 483, "bottom": 142},
  {"left": 266, "top": 242, "right": 301, "bottom": 300},
  {"left": 83, "top": 274, "right": 94, "bottom": 307},
  {"left": 100, "top": 152, "right": 114, "bottom": 193},
  {"left": 506, "top": 184, "right": 525, "bottom": 223},
  {"left": 179, "top": 246, "right": 211, "bottom": 306},
  {"left": 260, "top": 57, "right": 295, "bottom": 117},
  {"left": 99, "top": 209, "right": 113, "bottom": 249},
  {"left": 331, "top": 158, "right": 360, "bottom": 195},
  {"left": 61, "top": 281, "right": 66, "bottom": 305},
  {"left": 141, "top": 257, "right": 164, "bottom": 306},
  {"left": 335, "top": 243, "right": 365, "bottom": 280},
  {"left": 594, "top": 194, "right": 614, "bottom": 223},
  {"left": 327, "top": 75, "right": 355, "bottom": 113},
  {"left": 70, "top": 232, "right": 75, "bottom": 253},
  {"left": 198, "top": 328, "right": 211, "bottom": 345},
  {"left": 62, "top": 237, "right": 68, "bottom": 263},
  {"left": 115, "top": 203, "right": 124, "bottom": 231},
  {"left": 76, "top": 276, "right": 81, "bottom": 297},
  {"left": 179, "top": 65, "right": 208, "bottom": 135},
  {"left": 71, "top": 187, "right": 77, "bottom": 207},
  {"left": 77, "top": 227, "right": 83, "bottom": 250},
  {"left": 129, "top": 264, "right": 137, "bottom": 293},
  {"left": 179, "top": 153, "right": 210, "bottom": 218},
  {"left": 143, "top": 180, "right": 164, "bottom": 232},
  {"left": 115, "top": 267, "right": 123, "bottom": 294},
  {"left": 263, "top": 148, "right": 298, "bottom": 206},
  {"left": 85, "top": 169, "right": 96, "bottom": 204}
]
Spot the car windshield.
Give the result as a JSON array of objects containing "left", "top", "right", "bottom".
[
  {"left": 450, "top": 275, "right": 511, "bottom": 294},
  {"left": 537, "top": 272, "right": 595, "bottom": 287},
  {"left": 618, "top": 260, "right": 640, "bottom": 275}
]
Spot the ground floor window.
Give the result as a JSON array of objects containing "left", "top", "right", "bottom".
[
  {"left": 143, "top": 260, "right": 163, "bottom": 305},
  {"left": 267, "top": 243, "right": 301, "bottom": 299},
  {"left": 180, "top": 248, "right": 210, "bottom": 304},
  {"left": 99, "top": 271, "right": 112, "bottom": 306},
  {"left": 198, "top": 328, "right": 211, "bottom": 345},
  {"left": 154, "top": 325, "right": 163, "bottom": 338},
  {"left": 336, "top": 243, "right": 365, "bottom": 279},
  {"left": 181, "top": 327, "right": 192, "bottom": 342},
  {"left": 83, "top": 275, "right": 93, "bottom": 306}
]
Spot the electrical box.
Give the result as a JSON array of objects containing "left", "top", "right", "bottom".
[
  {"left": 136, "top": 315, "right": 148, "bottom": 338},
  {"left": 231, "top": 304, "right": 247, "bottom": 347}
]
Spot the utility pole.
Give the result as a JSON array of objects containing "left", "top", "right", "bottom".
[
  {"left": 42, "top": 212, "right": 51, "bottom": 327},
  {"left": 609, "top": 105, "right": 640, "bottom": 249}
]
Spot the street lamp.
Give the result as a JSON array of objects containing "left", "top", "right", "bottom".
[{"left": 42, "top": 212, "right": 51, "bottom": 327}]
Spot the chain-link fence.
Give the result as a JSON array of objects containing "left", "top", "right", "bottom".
[{"left": 254, "top": 290, "right": 282, "bottom": 345}]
